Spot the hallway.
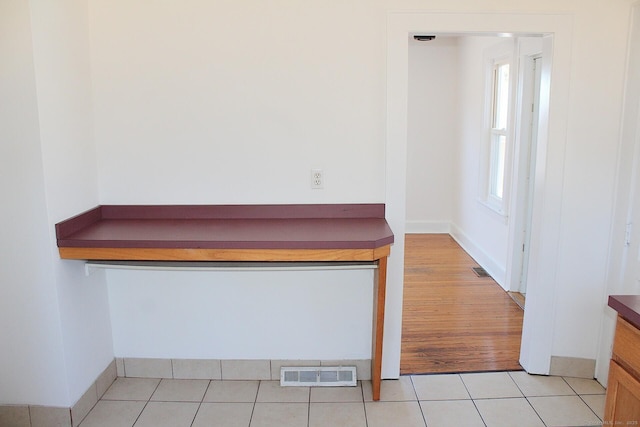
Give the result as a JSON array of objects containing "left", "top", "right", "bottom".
[{"left": 401, "top": 234, "right": 524, "bottom": 374}]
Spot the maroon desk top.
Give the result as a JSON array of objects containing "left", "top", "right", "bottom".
[
  {"left": 609, "top": 295, "right": 640, "bottom": 330},
  {"left": 55, "top": 204, "right": 395, "bottom": 250}
]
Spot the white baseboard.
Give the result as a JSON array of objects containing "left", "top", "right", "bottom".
[
  {"left": 449, "top": 224, "right": 507, "bottom": 289},
  {"left": 549, "top": 356, "right": 596, "bottom": 379}
]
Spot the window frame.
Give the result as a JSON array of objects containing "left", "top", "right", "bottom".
[{"left": 479, "top": 42, "right": 515, "bottom": 217}]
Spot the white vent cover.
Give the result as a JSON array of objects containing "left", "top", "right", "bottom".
[{"left": 280, "top": 366, "right": 357, "bottom": 387}]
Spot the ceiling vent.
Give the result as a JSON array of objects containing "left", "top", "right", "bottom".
[{"left": 280, "top": 366, "right": 357, "bottom": 387}]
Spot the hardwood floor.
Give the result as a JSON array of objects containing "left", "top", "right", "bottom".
[{"left": 400, "top": 234, "right": 524, "bottom": 375}]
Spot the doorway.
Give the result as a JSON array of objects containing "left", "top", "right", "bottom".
[
  {"left": 401, "top": 34, "right": 543, "bottom": 373},
  {"left": 384, "top": 12, "right": 574, "bottom": 378}
]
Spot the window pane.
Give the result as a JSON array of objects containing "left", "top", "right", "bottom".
[
  {"left": 490, "top": 134, "right": 506, "bottom": 200},
  {"left": 493, "top": 63, "right": 510, "bottom": 130}
]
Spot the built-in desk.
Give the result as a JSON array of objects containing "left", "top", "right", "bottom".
[{"left": 55, "top": 204, "right": 394, "bottom": 400}]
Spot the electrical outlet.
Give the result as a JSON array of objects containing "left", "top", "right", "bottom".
[{"left": 311, "top": 169, "right": 323, "bottom": 189}]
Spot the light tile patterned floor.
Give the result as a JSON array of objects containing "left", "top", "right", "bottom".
[{"left": 78, "top": 371, "right": 605, "bottom": 427}]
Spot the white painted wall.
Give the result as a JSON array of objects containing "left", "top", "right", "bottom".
[
  {"left": 29, "top": 0, "right": 114, "bottom": 405},
  {"left": 88, "top": 1, "right": 385, "bottom": 205},
  {"left": 548, "top": 3, "right": 628, "bottom": 364},
  {"left": 0, "top": 0, "right": 69, "bottom": 406},
  {"left": 108, "top": 268, "right": 373, "bottom": 359},
  {"left": 0, "top": 0, "right": 113, "bottom": 407},
  {"left": 597, "top": 3, "right": 640, "bottom": 384},
  {"left": 406, "top": 36, "right": 458, "bottom": 234},
  {"left": 451, "top": 36, "right": 513, "bottom": 286}
]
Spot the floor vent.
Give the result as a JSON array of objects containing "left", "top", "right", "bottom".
[
  {"left": 280, "top": 366, "right": 357, "bottom": 387},
  {"left": 472, "top": 267, "right": 491, "bottom": 278}
]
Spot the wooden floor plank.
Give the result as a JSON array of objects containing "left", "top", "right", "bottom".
[{"left": 400, "top": 234, "right": 524, "bottom": 375}]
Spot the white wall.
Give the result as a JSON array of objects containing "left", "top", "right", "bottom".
[
  {"left": 597, "top": 3, "right": 640, "bottom": 383},
  {"left": 547, "top": 3, "right": 628, "bottom": 364},
  {"left": 108, "top": 268, "right": 373, "bottom": 359},
  {"left": 29, "top": 0, "right": 114, "bottom": 404},
  {"left": 406, "top": 36, "right": 458, "bottom": 234},
  {"left": 0, "top": 0, "right": 113, "bottom": 407},
  {"left": 452, "top": 36, "right": 513, "bottom": 286},
  {"left": 88, "top": 1, "right": 386, "bottom": 205},
  {"left": 0, "top": 0, "right": 69, "bottom": 406}
]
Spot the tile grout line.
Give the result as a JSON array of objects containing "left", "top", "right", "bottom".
[
  {"left": 560, "top": 376, "right": 604, "bottom": 423},
  {"left": 458, "top": 373, "right": 489, "bottom": 427},
  {"left": 247, "top": 380, "right": 260, "bottom": 427},
  {"left": 361, "top": 381, "right": 370, "bottom": 427},
  {"left": 408, "top": 375, "right": 429, "bottom": 427},
  {"left": 188, "top": 379, "right": 210, "bottom": 427},
  {"left": 576, "top": 394, "right": 604, "bottom": 423},
  {"left": 506, "top": 372, "right": 548, "bottom": 426},
  {"left": 522, "top": 396, "right": 549, "bottom": 427},
  {"left": 130, "top": 378, "right": 163, "bottom": 427},
  {"left": 189, "top": 402, "right": 202, "bottom": 427},
  {"left": 307, "top": 378, "right": 311, "bottom": 427},
  {"left": 78, "top": 380, "right": 107, "bottom": 427}
]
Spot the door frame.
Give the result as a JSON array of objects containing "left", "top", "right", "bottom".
[{"left": 383, "top": 12, "right": 574, "bottom": 377}]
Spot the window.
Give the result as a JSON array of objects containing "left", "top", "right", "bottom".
[
  {"left": 489, "top": 61, "right": 510, "bottom": 201},
  {"left": 480, "top": 43, "right": 513, "bottom": 216}
]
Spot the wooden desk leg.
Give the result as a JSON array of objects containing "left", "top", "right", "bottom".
[{"left": 372, "top": 256, "right": 388, "bottom": 401}]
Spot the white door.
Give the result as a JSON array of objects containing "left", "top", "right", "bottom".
[{"left": 519, "top": 55, "right": 543, "bottom": 295}]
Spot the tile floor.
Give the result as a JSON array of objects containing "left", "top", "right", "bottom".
[{"left": 78, "top": 371, "right": 605, "bottom": 427}]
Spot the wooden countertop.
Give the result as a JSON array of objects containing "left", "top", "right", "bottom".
[
  {"left": 55, "top": 204, "right": 394, "bottom": 261},
  {"left": 609, "top": 295, "right": 640, "bottom": 330}
]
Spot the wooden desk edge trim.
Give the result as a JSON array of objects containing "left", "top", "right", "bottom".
[{"left": 58, "top": 246, "right": 391, "bottom": 262}]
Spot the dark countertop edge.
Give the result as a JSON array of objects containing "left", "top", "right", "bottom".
[
  {"left": 57, "top": 235, "right": 395, "bottom": 250},
  {"left": 608, "top": 295, "right": 640, "bottom": 330},
  {"left": 58, "top": 234, "right": 394, "bottom": 249}
]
